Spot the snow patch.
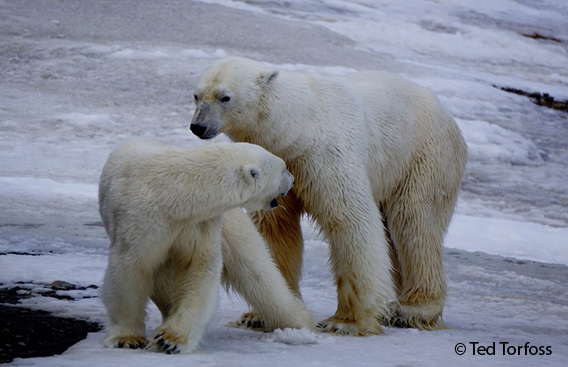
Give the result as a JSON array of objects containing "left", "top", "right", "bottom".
[
  {"left": 263, "top": 328, "right": 331, "bottom": 345},
  {"left": 446, "top": 214, "right": 568, "bottom": 265},
  {"left": 456, "top": 119, "right": 543, "bottom": 166}
]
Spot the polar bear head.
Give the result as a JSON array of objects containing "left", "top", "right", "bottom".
[
  {"left": 190, "top": 57, "right": 279, "bottom": 140},
  {"left": 228, "top": 142, "right": 293, "bottom": 211}
]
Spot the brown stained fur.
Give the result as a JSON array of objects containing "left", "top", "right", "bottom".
[
  {"left": 349, "top": 277, "right": 359, "bottom": 299},
  {"left": 332, "top": 272, "right": 380, "bottom": 329},
  {"left": 347, "top": 296, "right": 355, "bottom": 311},
  {"left": 384, "top": 302, "right": 448, "bottom": 330},
  {"left": 320, "top": 315, "right": 385, "bottom": 336},
  {"left": 336, "top": 276, "right": 344, "bottom": 291},
  {"left": 381, "top": 204, "right": 403, "bottom": 295},
  {"left": 227, "top": 312, "right": 268, "bottom": 331},
  {"left": 334, "top": 275, "right": 360, "bottom": 317},
  {"left": 250, "top": 190, "right": 304, "bottom": 297}
]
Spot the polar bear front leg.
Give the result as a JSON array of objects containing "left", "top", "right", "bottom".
[
  {"left": 147, "top": 220, "right": 222, "bottom": 354},
  {"left": 221, "top": 209, "right": 314, "bottom": 331},
  {"left": 310, "top": 171, "right": 395, "bottom": 336}
]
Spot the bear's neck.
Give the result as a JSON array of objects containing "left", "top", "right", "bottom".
[
  {"left": 226, "top": 120, "right": 311, "bottom": 163},
  {"left": 229, "top": 82, "right": 317, "bottom": 161}
]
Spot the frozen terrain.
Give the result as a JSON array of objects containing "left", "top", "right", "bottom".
[{"left": 0, "top": 0, "right": 567, "bottom": 366}]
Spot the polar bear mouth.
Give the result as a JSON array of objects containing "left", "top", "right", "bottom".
[{"left": 270, "top": 198, "right": 280, "bottom": 209}]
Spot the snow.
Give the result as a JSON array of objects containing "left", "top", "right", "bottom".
[
  {"left": 0, "top": 0, "right": 567, "bottom": 366},
  {"left": 446, "top": 214, "right": 568, "bottom": 265}
]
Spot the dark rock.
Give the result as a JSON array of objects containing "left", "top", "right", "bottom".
[
  {"left": 50, "top": 281, "right": 77, "bottom": 291},
  {"left": 495, "top": 86, "right": 568, "bottom": 113}
]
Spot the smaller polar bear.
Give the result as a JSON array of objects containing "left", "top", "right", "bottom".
[{"left": 99, "top": 138, "right": 297, "bottom": 353}]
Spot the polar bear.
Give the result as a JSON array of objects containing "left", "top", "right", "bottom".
[
  {"left": 190, "top": 57, "right": 468, "bottom": 335},
  {"left": 99, "top": 138, "right": 312, "bottom": 353}
]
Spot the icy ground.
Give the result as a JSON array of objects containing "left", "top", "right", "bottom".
[{"left": 0, "top": 0, "right": 567, "bottom": 366}]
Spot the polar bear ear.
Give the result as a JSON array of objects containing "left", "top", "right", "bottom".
[
  {"left": 242, "top": 164, "right": 261, "bottom": 185},
  {"left": 257, "top": 70, "right": 279, "bottom": 87}
]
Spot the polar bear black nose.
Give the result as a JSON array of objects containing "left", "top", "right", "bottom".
[{"left": 190, "top": 124, "right": 207, "bottom": 138}]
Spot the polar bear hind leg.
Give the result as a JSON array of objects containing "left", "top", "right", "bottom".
[
  {"left": 102, "top": 234, "right": 169, "bottom": 349},
  {"left": 147, "top": 219, "right": 222, "bottom": 354},
  {"left": 381, "top": 149, "right": 462, "bottom": 330}
]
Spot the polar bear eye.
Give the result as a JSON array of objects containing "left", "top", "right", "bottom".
[
  {"left": 220, "top": 96, "right": 231, "bottom": 103},
  {"left": 193, "top": 94, "right": 199, "bottom": 102}
]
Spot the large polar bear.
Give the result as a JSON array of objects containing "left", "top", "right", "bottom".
[
  {"left": 99, "top": 138, "right": 312, "bottom": 353},
  {"left": 190, "top": 57, "right": 468, "bottom": 335}
]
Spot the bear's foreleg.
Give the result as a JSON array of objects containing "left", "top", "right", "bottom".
[
  {"left": 221, "top": 209, "right": 314, "bottom": 331},
  {"left": 147, "top": 219, "right": 223, "bottom": 354},
  {"left": 309, "top": 169, "right": 394, "bottom": 336}
]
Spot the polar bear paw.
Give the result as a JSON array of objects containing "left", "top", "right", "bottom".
[
  {"left": 316, "top": 317, "right": 384, "bottom": 336},
  {"left": 104, "top": 335, "right": 147, "bottom": 349},
  {"left": 383, "top": 302, "right": 446, "bottom": 330},
  {"left": 146, "top": 328, "right": 186, "bottom": 354},
  {"left": 228, "top": 312, "right": 268, "bottom": 331}
]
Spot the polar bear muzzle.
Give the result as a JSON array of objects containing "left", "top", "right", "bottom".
[
  {"left": 190, "top": 102, "right": 221, "bottom": 139},
  {"left": 190, "top": 122, "right": 220, "bottom": 140},
  {"left": 189, "top": 123, "right": 210, "bottom": 139}
]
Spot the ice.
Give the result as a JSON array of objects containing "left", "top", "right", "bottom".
[
  {"left": 446, "top": 214, "right": 568, "bottom": 265},
  {"left": 263, "top": 328, "right": 331, "bottom": 345},
  {"left": 1, "top": 0, "right": 567, "bottom": 365},
  {"left": 0, "top": 177, "right": 98, "bottom": 202},
  {"left": 456, "top": 119, "right": 543, "bottom": 166}
]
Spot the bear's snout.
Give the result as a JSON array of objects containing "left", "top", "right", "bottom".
[{"left": 190, "top": 123, "right": 208, "bottom": 138}]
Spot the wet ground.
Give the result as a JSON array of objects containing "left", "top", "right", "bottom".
[{"left": 0, "top": 285, "right": 102, "bottom": 364}]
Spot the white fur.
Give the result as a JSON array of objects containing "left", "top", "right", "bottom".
[
  {"left": 191, "top": 57, "right": 468, "bottom": 334},
  {"left": 99, "top": 138, "right": 296, "bottom": 353},
  {"left": 221, "top": 208, "right": 314, "bottom": 331}
]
